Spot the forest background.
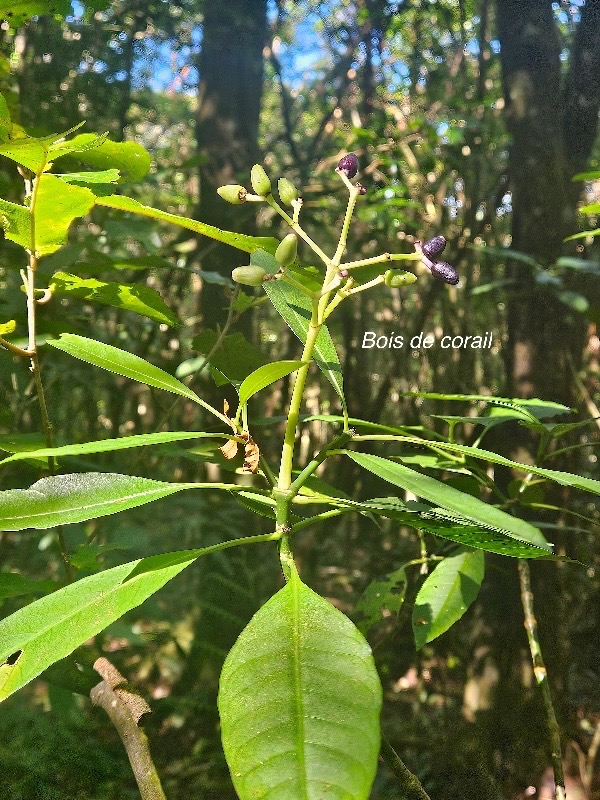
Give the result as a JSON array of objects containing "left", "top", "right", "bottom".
[{"left": 0, "top": 1, "right": 599, "bottom": 799}]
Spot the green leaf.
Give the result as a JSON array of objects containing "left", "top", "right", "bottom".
[
  {"left": 263, "top": 266, "right": 346, "bottom": 407},
  {"left": 0, "top": 123, "right": 85, "bottom": 173},
  {"left": 417, "top": 440, "right": 600, "bottom": 498},
  {"left": 218, "top": 568, "right": 382, "bottom": 800},
  {"left": 0, "top": 572, "right": 57, "bottom": 600},
  {"left": 346, "top": 452, "right": 551, "bottom": 551},
  {"left": 405, "top": 392, "right": 571, "bottom": 419},
  {"left": 34, "top": 174, "right": 96, "bottom": 256},
  {"left": 564, "top": 229, "right": 600, "bottom": 241},
  {"left": 190, "top": 329, "right": 269, "bottom": 386},
  {"left": 50, "top": 271, "right": 178, "bottom": 326},
  {"left": 0, "top": 472, "right": 191, "bottom": 530},
  {"left": 0, "top": 0, "right": 71, "bottom": 25},
  {"left": 95, "top": 195, "right": 278, "bottom": 254},
  {"left": 0, "top": 550, "right": 199, "bottom": 701},
  {"left": 356, "top": 565, "right": 408, "bottom": 634},
  {"left": 52, "top": 135, "right": 150, "bottom": 182},
  {"left": 0, "top": 431, "right": 227, "bottom": 467},
  {"left": 238, "top": 360, "right": 304, "bottom": 406},
  {"left": 328, "top": 497, "right": 550, "bottom": 558},
  {"left": 0, "top": 93, "right": 11, "bottom": 143},
  {"left": 56, "top": 169, "right": 120, "bottom": 184},
  {"left": 0, "top": 197, "right": 31, "bottom": 250},
  {"left": 412, "top": 549, "right": 484, "bottom": 649},
  {"left": 47, "top": 334, "right": 224, "bottom": 421},
  {"left": 0, "top": 319, "right": 16, "bottom": 335}
]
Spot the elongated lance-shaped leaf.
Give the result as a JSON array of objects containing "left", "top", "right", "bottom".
[
  {"left": 0, "top": 431, "right": 228, "bottom": 467},
  {"left": 47, "top": 333, "right": 227, "bottom": 423},
  {"left": 95, "top": 195, "right": 278, "bottom": 254},
  {"left": 238, "top": 360, "right": 305, "bottom": 406},
  {"left": 0, "top": 473, "right": 194, "bottom": 531},
  {"left": 346, "top": 452, "right": 551, "bottom": 551},
  {"left": 412, "top": 549, "right": 485, "bottom": 649},
  {"left": 50, "top": 271, "right": 178, "bottom": 326},
  {"left": 410, "top": 439, "right": 600, "bottom": 498},
  {"left": 263, "top": 269, "right": 347, "bottom": 409},
  {"left": 218, "top": 567, "right": 382, "bottom": 800},
  {"left": 0, "top": 534, "right": 277, "bottom": 703}
]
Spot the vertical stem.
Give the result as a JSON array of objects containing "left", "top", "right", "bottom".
[
  {"left": 26, "top": 175, "right": 73, "bottom": 580},
  {"left": 517, "top": 559, "right": 566, "bottom": 800}
]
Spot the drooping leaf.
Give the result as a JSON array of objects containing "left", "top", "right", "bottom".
[
  {"left": 346, "top": 452, "right": 551, "bottom": 551},
  {"left": 34, "top": 174, "right": 96, "bottom": 256},
  {"left": 47, "top": 334, "right": 224, "bottom": 421},
  {"left": 238, "top": 360, "right": 304, "bottom": 406},
  {"left": 50, "top": 271, "right": 178, "bottom": 326},
  {"left": 263, "top": 261, "right": 346, "bottom": 407},
  {"left": 412, "top": 549, "right": 485, "bottom": 649},
  {"left": 95, "top": 195, "right": 278, "bottom": 253},
  {"left": 218, "top": 568, "right": 382, "bottom": 800},
  {"left": 405, "top": 392, "right": 571, "bottom": 420},
  {"left": 0, "top": 549, "right": 200, "bottom": 701},
  {"left": 0, "top": 472, "right": 192, "bottom": 530},
  {"left": 0, "top": 431, "right": 227, "bottom": 467}
]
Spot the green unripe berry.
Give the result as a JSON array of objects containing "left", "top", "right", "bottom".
[
  {"left": 275, "top": 233, "right": 298, "bottom": 267},
  {"left": 278, "top": 177, "right": 299, "bottom": 205},
  {"left": 231, "top": 265, "right": 267, "bottom": 286},
  {"left": 250, "top": 164, "right": 271, "bottom": 196},
  {"left": 384, "top": 269, "right": 417, "bottom": 288},
  {"left": 217, "top": 184, "right": 247, "bottom": 204}
]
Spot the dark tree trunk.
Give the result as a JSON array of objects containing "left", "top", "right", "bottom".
[
  {"left": 495, "top": 1, "right": 600, "bottom": 404},
  {"left": 196, "top": 0, "right": 268, "bottom": 331}
]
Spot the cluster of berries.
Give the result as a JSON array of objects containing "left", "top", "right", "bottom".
[{"left": 416, "top": 236, "right": 459, "bottom": 285}]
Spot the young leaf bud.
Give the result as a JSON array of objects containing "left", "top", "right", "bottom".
[
  {"left": 430, "top": 261, "right": 459, "bottom": 285},
  {"left": 421, "top": 235, "right": 446, "bottom": 260},
  {"left": 355, "top": 182, "right": 367, "bottom": 195},
  {"left": 337, "top": 153, "right": 359, "bottom": 178},
  {"left": 217, "top": 185, "right": 247, "bottom": 204},
  {"left": 231, "top": 265, "right": 267, "bottom": 286},
  {"left": 275, "top": 233, "right": 298, "bottom": 267},
  {"left": 278, "top": 177, "right": 299, "bottom": 205},
  {"left": 384, "top": 269, "right": 418, "bottom": 288},
  {"left": 250, "top": 164, "right": 271, "bottom": 196}
]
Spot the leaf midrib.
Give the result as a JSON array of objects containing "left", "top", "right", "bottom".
[{"left": 291, "top": 576, "right": 308, "bottom": 798}]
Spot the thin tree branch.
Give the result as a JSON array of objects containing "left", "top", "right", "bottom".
[
  {"left": 517, "top": 560, "right": 566, "bottom": 800},
  {"left": 90, "top": 658, "right": 166, "bottom": 800}
]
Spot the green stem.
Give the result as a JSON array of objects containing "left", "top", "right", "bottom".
[
  {"left": 0, "top": 335, "right": 34, "bottom": 358},
  {"left": 341, "top": 252, "right": 420, "bottom": 271},
  {"left": 332, "top": 183, "right": 360, "bottom": 267},
  {"left": 517, "top": 559, "right": 565, "bottom": 800},
  {"left": 266, "top": 195, "right": 331, "bottom": 267},
  {"left": 290, "top": 508, "right": 347, "bottom": 533},
  {"left": 380, "top": 734, "right": 432, "bottom": 800},
  {"left": 288, "top": 431, "right": 353, "bottom": 497}
]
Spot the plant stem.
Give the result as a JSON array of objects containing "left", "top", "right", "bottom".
[
  {"left": 90, "top": 659, "right": 167, "bottom": 800},
  {"left": 340, "top": 251, "right": 420, "bottom": 271},
  {"left": 517, "top": 559, "right": 566, "bottom": 800},
  {"left": 266, "top": 195, "right": 331, "bottom": 267},
  {"left": 0, "top": 335, "right": 34, "bottom": 357},
  {"left": 380, "top": 734, "right": 432, "bottom": 800},
  {"left": 288, "top": 430, "right": 353, "bottom": 496}
]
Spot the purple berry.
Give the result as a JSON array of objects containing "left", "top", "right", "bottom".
[
  {"left": 337, "top": 153, "right": 359, "bottom": 178},
  {"left": 421, "top": 235, "right": 446, "bottom": 260},
  {"left": 430, "top": 261, "right": 459, "bottom": 285}
]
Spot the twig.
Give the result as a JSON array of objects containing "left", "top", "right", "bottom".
[
  {"left": 90, "top": 658, "right": 166, "bottom": 800},
  {"left": 584, "top": 719, "right": 600, "bottom": 795},
  {"left": 517, "top": 560, "right": 566, "bottom": 800},
  {"left": 380, "top": 734, "right": 432, "bottom": 800}
]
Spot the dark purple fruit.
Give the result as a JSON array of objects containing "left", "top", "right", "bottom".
[
  {"left": 421, "top": 235, "right": 446, "bottom": 260},
  {"left": 430, "top": 261, "right": 459, "bottom": 285},
  {"left": 337, "top": 153, "right": 359, "bottom": 178}
]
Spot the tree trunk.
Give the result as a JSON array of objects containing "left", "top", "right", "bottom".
[
  {"left": 196, "top": 0, "right": 268, "bottom": 331},
  {"left": 496, "top": 0, "right": 600, "bottom": 405}
]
